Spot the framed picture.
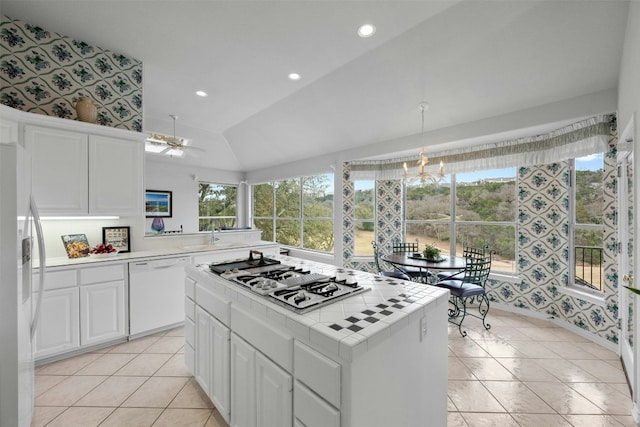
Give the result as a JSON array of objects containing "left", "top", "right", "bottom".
[
  {"left": 145, "top": 190, "right": 172, "bottom": 217},
  {"left": 103, "top": 226, "right": 131, "bottom": 253}
]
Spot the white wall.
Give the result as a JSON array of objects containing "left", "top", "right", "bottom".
[
  {"left": 618, "top": 2, "right": 640, "bottom": 135},
  {"left": 144, "top": 157, "right": 246, "bottom": 233}
]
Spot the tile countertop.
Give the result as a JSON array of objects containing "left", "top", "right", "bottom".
[
  {"left": 38, "top": 240, "right": 279, "bottom": 268},
  {"left": 187, "top": 254, "right": 450, "bottom": 362}
]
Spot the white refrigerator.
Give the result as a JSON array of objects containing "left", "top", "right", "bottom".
[{"left": 0, "top": 134, "right": 46, "bottom": 427}]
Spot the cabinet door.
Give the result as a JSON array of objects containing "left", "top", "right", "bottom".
[
  {"left": 80, "top": 280, "right": 125, "bottom": 346},
  {"left": 25, "top": 126, "right": 88, "bottom": 215},
  {"left": 256, "top": 352, "right": 292, "bottom": 427},
  {"left": 88, "top": 135, "right": 143, "bottom": 215},
  {"left": 195, "top": 306, "right": 212, "bottom": 395},
  {"left": 231, "top": 334, "right": 256, "bottom": 427},
  {"left": 211, "top": 316, "right": 230, "bottom": 422},
  {"left": 34, "top": 287, "right": 80, "bottom": 359}
]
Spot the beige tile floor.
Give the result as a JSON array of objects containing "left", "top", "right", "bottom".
[
  {"left": 448, "top": 309, "right": 636, "bottom": 427},
  {"left": 31, "top": 309, "right": 636, "bottom": 426}
]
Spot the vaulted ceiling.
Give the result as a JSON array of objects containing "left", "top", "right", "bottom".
[{"left": 2, "top": 1, "right": 629, "bottom": 172}]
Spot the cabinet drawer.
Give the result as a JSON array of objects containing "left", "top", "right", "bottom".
[
  {"left": 80, "top": 264, "right": 124, "bottom": 284},
  {"left": 195, "top": 282, "right": 230, "bottom": 326},
  {"left": 36, "top": 268, "right": 77, "bottom": 291},
  {"left": 185, "top": 277, "right": 196, "bottom": 300},
  {"left": 294, "top": 341, "right": 341, "bottom": 408},
  {"left": 185, "top": 296, "right": 195, "bottom": 321},
  {"left": 294, "top": 381, "right": 340, "bottom": 427},
  {"left": 231, "top": 305, "right": 293, "bottom": 372},
  {"left": 185, "top": 316, "right": 195, "bottom": 347}
]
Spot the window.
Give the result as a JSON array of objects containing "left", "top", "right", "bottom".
[
  {"left": 354, "top": 180, "right": 375, "bottom": 256},
  {"left": 198, "top": 183, "right": 237, "bottom": 231},
  {"left": 252, "top": 173, "right": 334, "bottom": 252},
  {"left": 571, "top": 153, "right": 604, "bottom": 291},
  {"left": 405, "top": 168, "right": 517, "bottom": 274}
]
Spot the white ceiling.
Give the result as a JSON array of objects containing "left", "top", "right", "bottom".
[{"left": 2, "top": 1, "right": 629, "bottom": 172}]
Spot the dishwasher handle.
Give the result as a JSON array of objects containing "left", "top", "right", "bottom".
[{"left": 130, "top": 257, "right": 190, "bottom": 272}]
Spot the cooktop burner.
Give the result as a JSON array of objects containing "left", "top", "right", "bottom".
[{"left": 208, "top": 253, "right": 369, "bottom": 312}]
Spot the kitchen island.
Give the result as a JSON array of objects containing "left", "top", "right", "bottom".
[{"left": 185, "top": 254, "right": 449, "bottom": 427}]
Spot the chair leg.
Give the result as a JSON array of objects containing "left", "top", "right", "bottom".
[
  {"left": 447, "top": 296, "right": 468, "bottom": 338},
  {"left": 477, "top": 293, "right": 491, "bottom": 331}
]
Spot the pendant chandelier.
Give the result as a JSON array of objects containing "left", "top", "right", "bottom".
[{"left": 403, "top": 102, "right": 444, "bottom": 185}]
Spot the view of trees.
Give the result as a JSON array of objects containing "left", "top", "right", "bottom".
[
  {"left": 253, "top": 174, "right": 334, "bottom": 252},
  {"left": 198, "top": 183, "right": 237, "bottom": 231}
]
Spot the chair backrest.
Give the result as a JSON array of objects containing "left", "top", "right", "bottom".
[
  {"left": 371, "top": 241, "right": 383, "bottom": 274},
  {"left": 392, "top": 241, "right": 419, "bottom": 253},
  {"left": 462, "top": 251, "right": 492, "bottom": 288},
  {"left": 463, "top": 244, "right": 489, "bottom": 259}
]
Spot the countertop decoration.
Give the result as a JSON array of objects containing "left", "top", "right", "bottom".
[{"left": 61, "top": 233, "right": 90, "bottom": 258}]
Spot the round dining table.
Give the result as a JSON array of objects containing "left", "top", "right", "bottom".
[{"left": 380, "top": 253, "right": 466, "bottom": 283}]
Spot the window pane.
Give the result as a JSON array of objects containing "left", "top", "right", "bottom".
[
  {"left": 303, "top": 174, "right": 333, "bottom": 218},
  {"left": 198, "top": 183, "right": 237, "bottom": 231},
  {"left": 275, "top": 179, "right": 300, "bottom": 217},
  {"left": 254, "top": 219, "right": 273, "bottom": 241},
  {"left": 575, "top": 154, "right": 604, "bottom": 225},
  {"left": 406, "top": 182, "right": 451, "bottom": 220},
  {"left": 275, "top": 219, "right": 300, "bottom": 246},
  {"left": 574, "top": 228, "right": 603, "bottom": 291},
  {"left": 253, "top": 183, "right": 273, "bottom": 217},
  {"left": 354, "top": 180, "right": 375, "bottom": 256},
  {"left": 455, "top": 168, "right": 516, "bottom": 221},
  {"left": 456, "top": 223, "right": 516, "bottom": 273},
  {"left": 406, "top": 223, "right": 451, "bottom": 256},
  {"left": 303, "top": 220, "right": 334, "bottom": 251}
]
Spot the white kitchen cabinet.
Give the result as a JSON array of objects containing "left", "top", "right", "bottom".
[
  {"left": 79, "top": 280, "right": 126, "bottom": 346},
  {"left": 231, "top": 333, "right": 292, "bottom": 427},
  {"left": 196, "top": 306, "right": 231, "bottom": 423},
  {"left": 33, "top": 287, "right": 80, "bottom": 359},
  {"left": 88, "top": 134, "right": 142, "bottom": 216},
  {"left": 256, "top": 351, "right": 292, "bottom": 427},
  {"left": 25, "top": 125, "right": 143, "bottom": 216},
  {"left": 25, "top": 126, "right": 88, "bottom": 215}
]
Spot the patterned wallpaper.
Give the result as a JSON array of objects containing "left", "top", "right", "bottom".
[
  {"left": 0, "top": 16, "right": 142, "bottom": 132},
  {"left": 342, "top": 127, "right": 620, "bottom": 345}
]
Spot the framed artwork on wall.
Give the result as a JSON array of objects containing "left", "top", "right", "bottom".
[
  {"left": 145, "top": 190, "right": 172, "bottom": 218},
  {"left": 102, "top": 226, "right": 131, "bottom": 253}
]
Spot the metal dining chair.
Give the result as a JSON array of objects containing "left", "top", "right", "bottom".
[
  {"left": 435, "top": 250, "right": 492, "bottom": 337},
  {"left": 391, "top": 239, "right": 426, "bottom": 282},
  {"left": 436, "top": 244, "right": 489, "bottom": 282},
  {"left": 371, "top": 241, "right": 411, "bottom": 280}
]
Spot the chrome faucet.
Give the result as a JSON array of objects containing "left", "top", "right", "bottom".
[{"left": 210, "top": 221, "right": 220, "bottom": 245}]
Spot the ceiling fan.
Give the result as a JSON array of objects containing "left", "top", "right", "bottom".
[{"left": 145, "top": 115, "right": 205, "bottom": 157}]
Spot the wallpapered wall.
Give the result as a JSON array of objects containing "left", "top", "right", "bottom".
[
  {"left": 343, "top": 130, "right": 620, "bottom": 345},
  {"left": 0, "top": 16, "right": 142, "bottom": 132}
]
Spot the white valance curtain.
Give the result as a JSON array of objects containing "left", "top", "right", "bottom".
[{"left": 350, "top": 114, "right": 614, "bottom": 180}]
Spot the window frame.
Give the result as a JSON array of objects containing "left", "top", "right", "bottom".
[{"left": 197, "top": 182, "right": 238, "bottom": 232}]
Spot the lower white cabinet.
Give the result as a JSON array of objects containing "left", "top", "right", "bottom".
[
  {"left": 231, "top": 333, "right": 292, "bottom": 427},
  {"left": 196, "top": 306, "right": 230, "bottom": 422},
  {"left": 80, "top": 280, "right": 125, "bottom": 346},
  {"left": 34, "top": 287, "right": 80, "bottom": 359},
  {"left": 34, "top": 263, "right": 127, "bottom": 360}
]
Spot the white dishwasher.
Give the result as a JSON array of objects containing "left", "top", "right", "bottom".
[{"left": 129, "top": 256, "right": 190, "bottom": 337}]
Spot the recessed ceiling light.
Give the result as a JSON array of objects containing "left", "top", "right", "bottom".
[
  {"left": 357, "top": 24, "right": 376, "bottom": 38},
  {"left": 195, "top": 90, "right": 208, "bottom": 97},
  {"left": 288, "top": 72, "right": 301, "bottom": 81}
]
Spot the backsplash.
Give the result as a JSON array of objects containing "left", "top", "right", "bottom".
[{"left": 0, "top": 15, "right": 142, "bottom": 131}]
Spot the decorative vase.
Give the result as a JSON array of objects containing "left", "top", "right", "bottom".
[
  {"left": 75, "top": 97, "right": 97, "bottom": 123},
  {"left": 151, "top": 217, "right": 165, "bottom": 235}
]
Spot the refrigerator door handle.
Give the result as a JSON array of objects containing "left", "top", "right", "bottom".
[{"left": 30, "top": 195, "right": 46, "bottom": 340}]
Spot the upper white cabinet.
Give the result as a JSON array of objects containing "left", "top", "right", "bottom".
[{"left": 25, "top": 125, "right": 143, "bottom": 216}]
